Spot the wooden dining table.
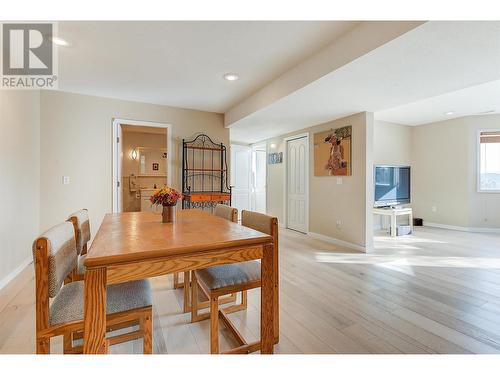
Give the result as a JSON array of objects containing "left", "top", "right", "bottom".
[{"left": 83, "top": 209, "right": 278, "bottom": 354}]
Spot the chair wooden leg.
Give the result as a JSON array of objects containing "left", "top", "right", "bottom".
[
  {"left": 198, "top": 293, "right": 235, "bottom": 309},
  {"left": 63, "top": 332, "right": 73, "bottom": 354},
  {"left": 222, "top": 290, "right": 248, "bottom": 314},
  {"left": 191, "top": 273, "right": 210, "bottom": 322},
  {"left": 141, "top": 311, "right": 152, "bottom": 354},
  {"left": 191, "top": 272, "right": 198, "bottom": 322},
  {"left": 72, "top": 319, "right": 140, "bottom": 342},
  {"left": 183, "top": 271, "right": 190, "bottom": 313},
  {"left": 36, "top": 337, "right": 50, "bottom": 354},
  {"left": 241, "top": 290, "right": 247, "bottom": 309},
  {"left": 173, "top": 273, "right": 183, "bottom": 289},
  {"left": 210, "top": 297, "right": 219, "bottom": 354},
  {"left": 226, "top": 293, "right": 237, "bottom": 304}
]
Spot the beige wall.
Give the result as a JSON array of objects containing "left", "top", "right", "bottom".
[
  {"left": 264, "top": 112, "right": 374, "bottom": 250},
  {"left": 374, "top": 120, "right": 412, "bottom": 166},
  {"left": 412, "top": 115, "right": 500, "bottom": 229},
  {"left": 0, "top": 90, "right": 40, "bottom": 285},
  {"left": 122, "top": 131, "right": 167, "bottom": 177},
  {"left": 265, "top": 137, "right": 286, "bottom": 224},
  {"left": 40, "top": 90, "right": 227, "bottom": 237}
]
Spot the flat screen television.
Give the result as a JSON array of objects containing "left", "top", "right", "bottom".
[{"left": 374, "top": 165, "right": 410, "bottom": 207}]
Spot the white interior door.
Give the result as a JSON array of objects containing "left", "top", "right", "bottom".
[
  {"left": 252, "top": 149, "right": 267, "bottom": 214},
  {"left": 287, "top": 136, "right": 308, "bottom": 233},
  {"left": 230, "top": 144, "right": 252, "bottom": 215}
]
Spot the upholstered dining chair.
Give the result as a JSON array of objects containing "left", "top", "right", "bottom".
[
  {"left": 191, "top": 210, "right": 278, "bottom": 354},
  {"left": 66, "top": 209, "right": 91, "bottom": 282},
  {"left": 214, "top": 204, "right": 238, "bottom": 222},
  {"left": 176, "top": 204, "right": 239, "bottom": 313},
  {"left": 66, "top": 209, "right": 141, "bottom": 342},
  {"left": 33, "top": 221, "right": 153, "bottom": 354}
]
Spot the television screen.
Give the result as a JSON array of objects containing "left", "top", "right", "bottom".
[{"left": 374, "top": 166, "right": 410, "bottom": 207}]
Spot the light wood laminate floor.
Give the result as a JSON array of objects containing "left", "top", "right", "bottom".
[{"left": 1, "top": 226, "right": 500, "bottom": 354}]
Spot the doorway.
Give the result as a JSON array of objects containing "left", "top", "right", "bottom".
[
  {"left": 285, "top": 134, "right": 309, "bottom": 233},
  {"left": 251, "top": 143, "right": 267, "bottom": 214},
  {"left": 112, "top": 119, "right": 172, "bottom": 213},
  {"left": 230, "top": 143, "right": 267, "bottom": 217}
]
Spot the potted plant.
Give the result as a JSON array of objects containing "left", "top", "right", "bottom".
[{"left": 150, "top": 187, "right": 182, "bottom": 223}]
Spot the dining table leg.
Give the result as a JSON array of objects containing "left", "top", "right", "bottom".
[
  {"left": 83, "top": 267, "right": 108, "bottom": 354},
  {"left": 260, "top": 243, "right": 275, "bottom": 354}
]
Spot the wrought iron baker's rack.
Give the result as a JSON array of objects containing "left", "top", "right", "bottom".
[{"left": 181, "top": 134, "right": 231, "bottom": 210}]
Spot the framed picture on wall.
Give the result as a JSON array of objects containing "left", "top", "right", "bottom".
[
  {"left": 268, "top": 152, "right": 283, "bottom": 164},
  {"left": 152, "top": 162, "right": 159, "bottom": 171},
  {"left": 313, "top": 125, "right": 352, "bottom": 176}
]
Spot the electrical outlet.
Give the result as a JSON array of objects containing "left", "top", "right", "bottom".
[
  {"left": 62, "top": 176, "right": 70, "bottom": 185},
  {"left": 336, "top": 177, "right": 343, "bottom": 185},
  {"left": 431, "top": 206, "right": 437, "bottom": 213},
  {"left": 336, "top": 220, "right": 342, "bottom": 229}
]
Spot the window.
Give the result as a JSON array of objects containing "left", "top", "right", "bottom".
[{"left": 478, "top": 130, "right": 500, "bottom": 192}]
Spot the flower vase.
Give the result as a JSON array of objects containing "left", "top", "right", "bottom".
[{"left": 162, "top": 204, "right": 176, "bottom": 223}]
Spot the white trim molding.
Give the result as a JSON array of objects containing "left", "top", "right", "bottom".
[
  {"left": 0, "top": 257, "right": 32, "bottom": 291},
  {"left": 424, "top": 222, "right": 500, "bottom": 234},
  {"left": 308, "top": 232, "right": 366, "bottom": 252}
]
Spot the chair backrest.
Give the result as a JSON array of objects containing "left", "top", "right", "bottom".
[
  {"left": 68, "top": 209, "right": 91, "bottom": 255},
  {"left": 33, "top": 221, "right": 77, "bottom": 298},
  {"left": 241, "top": 210, "right": 278, "bottom": 245},
  {"left": 214, "top": 204, "right": 238, "bottom": 223},
  {"left": 241, "top": 210, "right": 279, "bottom": 340},
  {"left": 33, "top": 221, "right": 77, "bottom": 331}
]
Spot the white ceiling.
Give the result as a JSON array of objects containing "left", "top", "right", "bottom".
[
  {"left": 375, "top": 79, "right": 500, "bottom": 125},
  {"left": 57, "top": 21, "right": 358, "bottom": 112},
  {"left": 229, "top": 21, "right": 500, "bottom": 143}
]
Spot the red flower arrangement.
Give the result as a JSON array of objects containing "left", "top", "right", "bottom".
[{"left": 150, "top": 187, "right": 182, "bottom": 207}]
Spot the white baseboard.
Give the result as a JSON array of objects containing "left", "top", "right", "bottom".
[
  {"left": 308, "top": 232, "right": 366, "bottom": 252},
  {"left": 0, "top": 257, "right": 32, "bottom": 291},
  {"left": 424, "top": 222, "right": 500, "bottom": 234}
]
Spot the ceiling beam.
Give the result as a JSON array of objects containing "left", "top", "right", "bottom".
[{"left": 224, "top": 21, "right": 426, "bottom": 128}]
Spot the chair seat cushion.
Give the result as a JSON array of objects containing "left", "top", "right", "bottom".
[
  {"left": 49, "top": 279, "right": 152, "bottom": 326},
  {"left": 77, "top": 254, "right": 86, "bottom": 275},
  {"left": 195, "top": 261, "right": 260, "bottom": 290}
]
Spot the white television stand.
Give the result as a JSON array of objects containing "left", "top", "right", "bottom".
[{"left": 373, "top": 206, "right": 413, "bottom": 237}]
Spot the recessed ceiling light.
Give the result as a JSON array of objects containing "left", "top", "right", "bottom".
[
  {"left": 51, "top": 37, "right": 69, "bottom": 46},
  {"left": 223, "top": 73, "right": 239, "bottom": 81},
  {"left": 444, "top": 111, "right": 454, "bottom": 115}
]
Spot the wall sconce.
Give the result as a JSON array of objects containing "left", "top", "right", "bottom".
[
  {"left": 269, "top": 143, "right": 277, "bottom": 149},
  {"left": 131, "top": 148, "right": 138, "bottom": 160}
]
